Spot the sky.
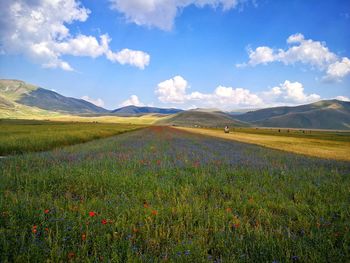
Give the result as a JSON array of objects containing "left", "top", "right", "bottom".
[{"left": 0, "top": 0, "right": 349, "bottom": 110}]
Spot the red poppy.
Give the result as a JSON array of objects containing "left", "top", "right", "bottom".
[
  {"left": 101, "top": 219, "right": 107, "bottom": 225},
  {"left": 151, "top": 210, "right": 158, "bottom": 216},
  {"left": 44, "top": 209, "right": 49, "bottom": 214},
  {"left": 89, "top": 211, "right": 96, "bottom": 217},
  {"left": 32, "top": 225, "right": 37, "bottom": 233},
  {"left": 67, "top": 252, "right": 75, "bottom": 259}
]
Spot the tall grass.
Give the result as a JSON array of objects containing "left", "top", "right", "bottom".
[
  {"left": 1, "top": 126, "right": 349, "bottom": 262},
  {"left": 0, "top": 119, "right": 143, "bottom": 155}
]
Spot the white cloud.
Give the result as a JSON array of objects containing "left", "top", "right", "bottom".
[
  {"left": 106, "top": 48, "right": 150, "bottom": 69},
  {"left": 155, "top": 75, "right": 263, "bottom": 109},
  {"left": 156, "top": 75, "right": 189, "bottom": 103},
  {"left": 262, "top": 80, "right": 320, "bottom": 105},
  {"left": 109, "top": 0, "right": 246, "bottom": 30},
  {"left": 242, "top": 33, "right": 350, "bottom": 81},
  {"left": 246, "top": 33, "right": 337, "bottom": 68},
  {"left": 286, "top": 33, "right": 304, "bottom": 44},
  {"left": 155, "top": 76, "right": 324, "bottom": 109},
  {"left": 325, "top": 57, "right": 350, "bottom": 82},
  {"left": 279, "top": 80, "right": 320, "bottom": 103},
  {"left": 81, "top": 96, "right": 105, "bottom": 107},
  {"left": 277, "top": 34, "right": 337, "bottom": 68},
  {"left": 335, "top": 96, "right": 350, "bottom": 102},
  {"left": 247, "top": 46, "right": 275, "bottom": 66},
  {"left": 120, "top": 95, "right": 144, "bottom": 107},
  {"left": 212, "top": 86, "right": 262, "bottom": 105},
  {"left": 55, "top": 34, "right": 109, "bottom": 58},
  {"left": 0, "top": 0, "right": 150, "bottom": 70}
]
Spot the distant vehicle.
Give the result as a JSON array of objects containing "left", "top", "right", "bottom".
[{"left": 224, "top": 126, "right": 229, "bottom": 133}]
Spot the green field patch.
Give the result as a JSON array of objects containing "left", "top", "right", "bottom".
[{"left": 0, "top": 119, "right": 145, "bottom": 155}]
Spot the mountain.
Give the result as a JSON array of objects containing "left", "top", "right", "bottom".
[
  {"left": 2, "top": 79, "right": 349, "bottom": 130},
  {"left": 0, "top": 79, "right": 108, "bottom": 115},
  {"left": 0, "top": 79, "right": 183, "bottom": 118},
  {"left": 0, "top": 95, "right": 15, "bottom": 109},
  {"left": 18, "top": 88, "right": 109, "bottom": 115},
  {"left": 157, "top": 109, "right": 249, "bottom": 127},
  {"left": 234, "top": 100, "right": 350, "bottom": 130},
  {"left": 111, "top": 105, "right": 182, "bottom": 116}
]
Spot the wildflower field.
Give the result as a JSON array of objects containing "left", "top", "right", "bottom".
[
  {"left": 0, "top": 126, "right": 349, "bottom": 262},
  {"left": 177, "top": 127, "right": 350, "bottom": 161}
]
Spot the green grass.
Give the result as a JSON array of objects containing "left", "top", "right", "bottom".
[
  {"left": 1, "top": 126, "right": 349, "bottom": 262},
  {"left": 0, "top": 119, "right": 144, "bottom": 155}
]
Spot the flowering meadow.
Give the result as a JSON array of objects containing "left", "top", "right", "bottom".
[{"left": 0, "top": 126, "right": 349, "bottom": 262}]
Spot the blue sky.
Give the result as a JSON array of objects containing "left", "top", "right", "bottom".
[{"left": 0, "top": 0, "right": 349, "bottom": 110}]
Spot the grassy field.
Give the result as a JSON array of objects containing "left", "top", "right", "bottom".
[
  {"left": 0, "top": 119, "right": 144, "bottom": 155},
  {"left": 0, "top": 108, "right": 164, "bottom": 124},
  {"left": 223, "top": 127, "right": 350, "bottom": 142},
  {"left": 1, "top": 126, "right": 349, "bottom": 262},
  {"left": 176, "top": 127, "right": 350, "bottom": 161},
  {"left": 47, "top": 114, "right": 163, "bottom": 125}
]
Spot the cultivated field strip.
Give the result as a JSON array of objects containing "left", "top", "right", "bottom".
[{"left": 1, "top": 127, "right": 349, "bottom": 262}]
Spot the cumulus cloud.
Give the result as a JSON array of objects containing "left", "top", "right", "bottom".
[
  {"left": 0, "top": 0, "right": 150, "bottom": 70},
  {"left": 156, "top": 75, "right": 189, "bottom": 103},
  {"left": 106, "top": 48, "right": 150, "bottom": 69},
  {"left": 277, "top": 80, "right": 320, "bottom": 104},
  {"left": 81, "top": 96, "right": 105, "bottom": 107},
  {"left": 246, "top": 33, "right": 337, "bottom": 68},
  {"left": 241, "top": 33, "right": 350, "bottom": 81},
  {"left": 247, "top": 46, "right": 275, "bottom": 66},
  {"left": 120, "top": 95, "right": 144, "bottom": 107},
  {"left": 325, "top": 57, "right": 350, "bottom": 82},
  {"left": 155, "top": 75, "right": 263, "bottom": 109},
  {"left": 109, "top": 0, "right": 247, "bottom": 30},
  {"left": 155, "top": 76, "right": 326, "bottom": 109}
]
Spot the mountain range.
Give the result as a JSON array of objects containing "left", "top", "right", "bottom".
[
  {"left": 0, "top": 79, "right": 182, "bottom": 116},
  {"left": 233, "top": 100, "right": 350, "bottom": 130},
  {"left": 1, "top": 79, "right": 349, "bottom": 130}
]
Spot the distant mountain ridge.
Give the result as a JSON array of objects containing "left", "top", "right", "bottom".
[
  {"left": 111, "top": 105, "right": 182, "bottom": 116},
  {"left": 0, "top": 79, "right": 183, "bottom": 116},
  {"left": 1, "top": 79, "right": 349, "bottom": 130},
  {"left": 234, "top": 100, "right": 350, "bottom": 130}
]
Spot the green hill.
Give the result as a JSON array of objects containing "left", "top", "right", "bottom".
[
  {"left": 157, "top": 109, "right": 249, "bottom": 128},
  {"left": 235, "top": 100, "right": 350, "bottom": 130},
  {"left": 111, "top": 105, "right": 182, "bottom": 116}
]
